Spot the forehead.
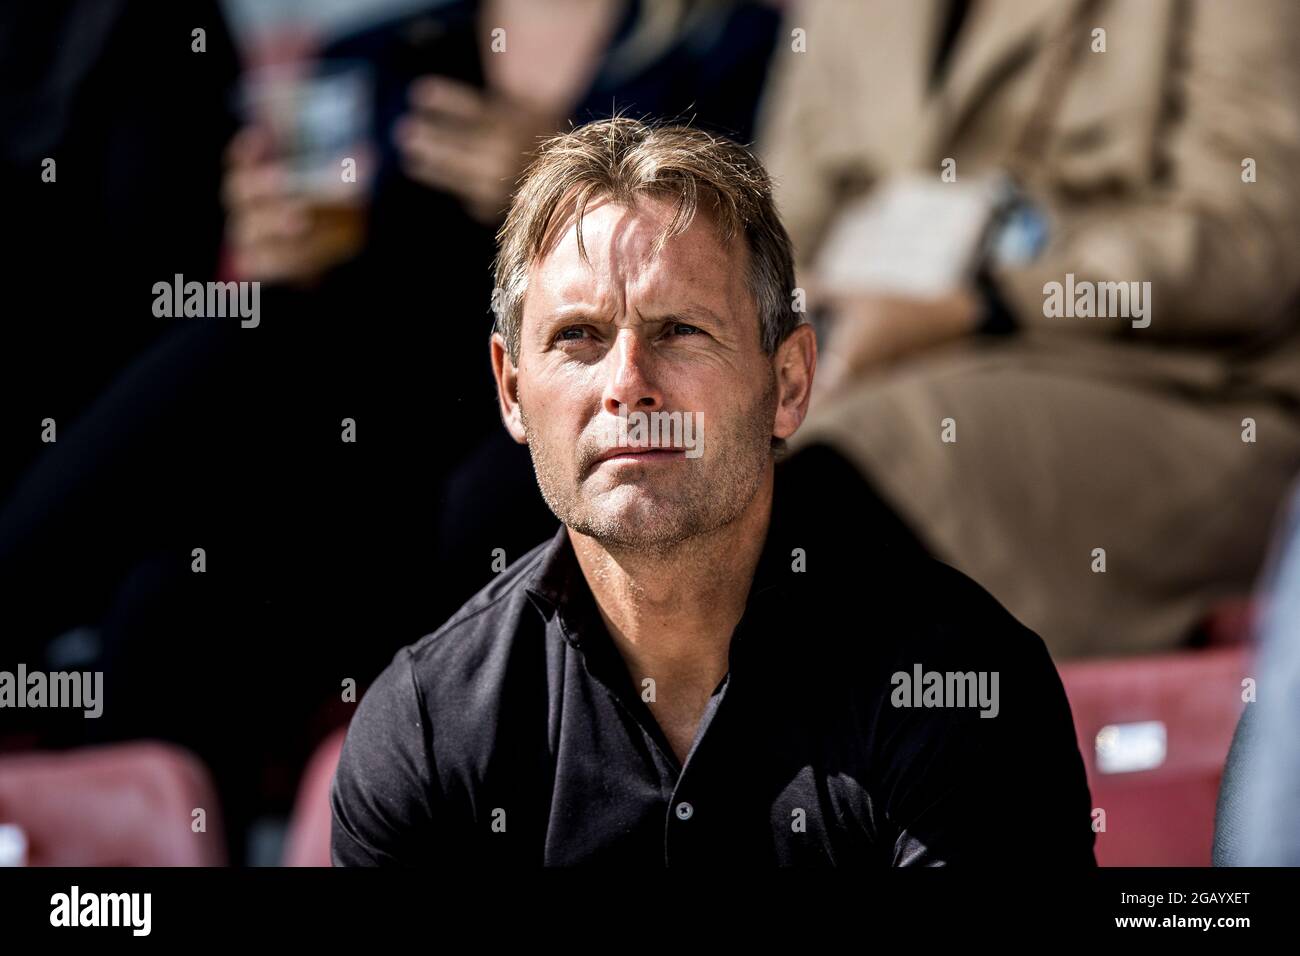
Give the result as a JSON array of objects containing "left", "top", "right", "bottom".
[{"left": 524, "top": 195, "right": 748, "bottom": 315}]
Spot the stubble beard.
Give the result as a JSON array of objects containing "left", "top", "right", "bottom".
[{"left": 521, "top": 374, "right": 778, "bottom": 556}]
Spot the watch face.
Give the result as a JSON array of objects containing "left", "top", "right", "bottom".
[{"left": 991, "top": 202, "right": 1050, "bottom": 266}]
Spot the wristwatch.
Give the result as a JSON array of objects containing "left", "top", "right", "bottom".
[
  {"left": 974, "top": 184, "right": 1051, "bottom": 335},
  {"left": 973, "top": 267, "right": 1018, "bottom": 336}
]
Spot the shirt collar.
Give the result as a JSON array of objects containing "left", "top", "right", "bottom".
[{"left": 522, "top": 524, "right": 585, "bottom": 638}]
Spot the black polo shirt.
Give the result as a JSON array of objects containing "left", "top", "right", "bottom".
[{"left": 330, "top": 450, "right": 1096, "bottom": 866}]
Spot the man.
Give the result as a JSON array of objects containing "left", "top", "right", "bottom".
[{"left": 330, "top": 118, "right": 1095, "bottom": 865}]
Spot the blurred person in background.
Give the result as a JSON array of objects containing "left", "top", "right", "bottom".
[
  {"left": 756, "top": 0, "right": 1300, "bottom": 659},
  {"left": 0, "top": 0, "right": 781, "bottom": 863},
  {"left": 221, "top": 0, "right": 782, "bottom": 636},
  {"left": 0, "top": 0, "right": 247, "bottom": 853},
  {"left": 1, "top": 0, "right": 239, "bottom": 615}
]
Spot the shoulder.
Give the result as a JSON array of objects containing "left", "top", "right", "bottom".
[
  {"left": 851, "top": 559, "right": 1094, "bottom": 863},
  {"left": 354, "top": 532, "right": 564, "bottom": 758},
  {"left": 401, "top": 533, "right": 556, "bottom": 680},
  {"left": 818, "top": 550, "right": 1073, "bottom": 751},
  {"left": 344, "top": 532, "right": 557, "bottom": 749},
  {"left": 865, "top": 552, "right": 1055, "bottom": 677},
  {"left": 329, "top": 534, "right": 558, "bottom": 864},
  {"left": 794, "top": 532, "right": 1052, "bottom": 677}
]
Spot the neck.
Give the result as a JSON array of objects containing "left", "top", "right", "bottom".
[{"left": 569, "top": 470, "right": 774, "bottom": 689}]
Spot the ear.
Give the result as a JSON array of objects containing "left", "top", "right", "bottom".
[
  {"left": 491, "top": 332, "right": 528, "bottom": 444},
  {"left": 772, "top": 323, "right": 817, "bottom": 442}
]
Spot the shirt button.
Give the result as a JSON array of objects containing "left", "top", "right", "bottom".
[{"left": 675, "top": 801, "right": 694, "bottom": 821}]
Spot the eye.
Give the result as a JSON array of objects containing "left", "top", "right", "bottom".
[
  {"left": 670, "top": 323, "right": 702, "bottom": 336},
  {"left": 555, "top": 326, "right": 589, "bottom": 342}
]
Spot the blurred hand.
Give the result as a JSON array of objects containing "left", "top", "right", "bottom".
[
  {"left": 394, "top": 76, "right": 563, "bottom": 227},
  {"left": 811, "top": 287, "right": 981, "bottom": 404},
  {"left": 222, "top": 127, "right": 368, "bottom": 285}
]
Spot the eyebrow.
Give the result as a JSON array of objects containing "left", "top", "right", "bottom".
[{"left": 541, "top": 303, "right": 727, "bottom": 327}]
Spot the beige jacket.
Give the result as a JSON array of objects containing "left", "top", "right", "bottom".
[
  {"left": 758, "top": 0, "right": 1300, "bottom": 403},
  {"left": 754, "top": 0, "right": 1300, "bottom": 658}
]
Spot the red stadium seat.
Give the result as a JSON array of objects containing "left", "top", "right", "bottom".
[
  {"left": 1058, "top": 646, "right": 1252, "bottom": 866},
  {"left": 282, "top": 726, "right": 347, "bottom": 867},
  {"left": 1198, "top": 597, "right": 1257, "bottom": 647},
  {"left": 0, "top": 741, "right": 226, "bottom": 866}
]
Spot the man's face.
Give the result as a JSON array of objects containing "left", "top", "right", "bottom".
[{"left": 502, "top": 195, "right": 780, "bottom": 552}]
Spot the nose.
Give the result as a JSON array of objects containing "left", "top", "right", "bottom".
[{"left": 602, "top": 329, "right": 663, "bottom": 417}]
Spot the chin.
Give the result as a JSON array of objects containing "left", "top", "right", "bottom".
[
  {"left": 594, "top": 488, "right": 672, "bottom": 524},
  {"left": 584, "top": 476, "right": 670, "bottom": 508},
  {"left": 580, "top": 494, "right": 695, "bottom": 547}
]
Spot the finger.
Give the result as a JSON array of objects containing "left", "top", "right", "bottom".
[
  {"left": 408, "top": 75, "right": 489, "bottom": 125},
  {"left": 402, "top": 150, "right": 505, "bottom": 209},
  {"left": 233, "top": 242, "right": 312, "bottom": 284},
  {"left": 397, "top": 123, "right": 498, "bottom": 189},
  {"left": 400, "top": 151, "right": 471, "bottom": 197},
  {"left": 222, "top": 163, "right": 292, "bottom": 209},
  {"left": 229, "top": 201, "right": 310, "bottom": 248},
  {"left": 393, "top": 113, "right": 469, "bottom": 155},
  {"left": 464, "top": 196, "right": 507, "bottom": 227},
  {"left": 225, "top": 125, "right": 273, "bottom": 167}
]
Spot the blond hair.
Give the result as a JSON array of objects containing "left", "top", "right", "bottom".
[{"left": 491, "top": 116, "right": 798, "bottom": 362}]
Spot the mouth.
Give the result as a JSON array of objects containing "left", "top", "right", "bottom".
[{"left": 592, "top": 447, "right": 687, "bottom": 467}]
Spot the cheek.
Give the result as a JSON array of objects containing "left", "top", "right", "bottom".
[
  {"left": 521, "top": 362, "right": 603, "bottom": 440},
  {"left": 671, "top": 359, "right": 769, "bottom": 421}
]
